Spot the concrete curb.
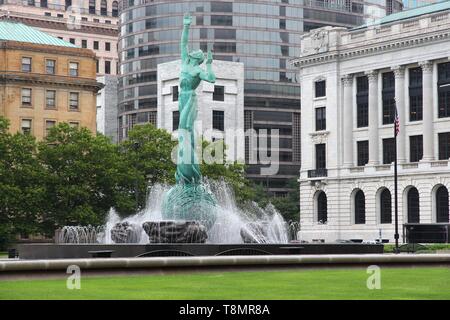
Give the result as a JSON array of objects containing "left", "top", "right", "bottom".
[{"left": 1, "top": 254, "right": 450, "bottom": 272}]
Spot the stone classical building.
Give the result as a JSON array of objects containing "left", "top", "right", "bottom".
[
  {"left": 293, "top": 2, "right": 450, "bottom": 242},
  {"left": 0, "top": 21, "right": 102, "bottom": 140},
  {"left": 154, "top": 60, "right": 244, "bottom": 162}
]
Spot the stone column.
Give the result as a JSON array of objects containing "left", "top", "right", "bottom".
[
  {"left": 392, "top": 66, "right": 406, "bottom": 163},
  {"left": 342, "top": 74, "right": 354, "bottom": 167},
  {"left": 419, "top": 61, "right": 434, "bottom": 161},
  {"left": 365, "top": 70, "right": 379, "bottom": 165}
]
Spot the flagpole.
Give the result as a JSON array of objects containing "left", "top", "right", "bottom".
[{"left": 394, "top": 108, "right": 400, "bottom": 254}]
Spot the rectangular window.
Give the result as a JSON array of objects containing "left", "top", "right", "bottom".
[
  {"left": 21, "top": 88, "right": 32, "bottom": 106},
  {"left": 21, "top": 119, "right": 32, "bottom": 135},
  {"left": 357, "top": 140, "right": 369, "bottom": 166},
  {"left": 46, "top": 90, "right": 56, "bottom": 109},
  {"left": 438, "top": 132, "right": 450, "bottom": 160},
  {"left": 46, "top": 59, "right": 56, "bottom": 74},
  {"left": 69, "top": 122, "right": 79, "bottom": 128},
  {"left": 212, "top": 110, "right": 224, "bottom": 131},
  {"left": 383, "top": 138, "right": 396, "bottom": 164},
  {"left": 105, "top": 60, "right": 111, "bottom": 74},
  {"left": 409, "top": 67, "right": 423, "bottom": 121},
  {"left": 96, "top": 60, "right": 99, "bottom": 73},
  {"left": 69, "top": 38, "right": 75, "bottom": 44},
  {"left": 409, "top": 135, "right": 423, "bottom": 162},
  {"left": 315, "top": 80, "right": 326, "bottom": 98},
  {"left": 69, "top": 92, "right": 79, "bottom": 110},
  {"left": 22, "top": 57, "right": 31, "bottom": 72},
  {"left": 105, "top": 42, "right": 111, "bottom": 51},
  {"left": 172, "top": 111, "right": 179, "bottom": 131},
  {"left": 438, "top": 62, "right": 450, "bottom": 118},
  {"left": 213, "top": 85, "right": 225, "bottom": 101},
  {"left": 210, "top": 15, "right": 232, "bottom": 26},
  {"left": 172, "top": 86, "right": 178, "bottom": 102},
  {"left": 382, "top": 72, "right": 396, "bottom": 125},
  {"left": 356, "top": 76, "right": 369, "bottom": 128},
  {"left": 94, "top": 41, "right": 99, "bottom": 50},
  {"left": 315, "top": 143, "right": 326, "bottom": 169},
  {"left": 315, "top": 107, "right": 326, "bottom": 131},
  {"left": 69, "top": 62, "right": 78, "bottom": 77},
  {"left": 81, "top": 39, "right": 87, "bottom": 48},
  {"left": 45, "top": 120, "right": 56, "bottom": 137}
]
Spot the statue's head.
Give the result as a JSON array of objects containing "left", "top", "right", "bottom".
[{"left": 189, "top": 49, "right": 205, "bottom": 65}]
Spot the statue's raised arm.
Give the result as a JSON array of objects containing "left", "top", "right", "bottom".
[{"left": 181, "top": 13, "right": 192, "bottom": 63}]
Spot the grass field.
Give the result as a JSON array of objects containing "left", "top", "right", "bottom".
[
  {"left": 0, "top": 267, "right": 449, "bottom": 300},
  {"left": 0, "top": 252, "right": 7, "bottom": 259}
]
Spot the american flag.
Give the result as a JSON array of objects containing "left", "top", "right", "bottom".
[{"left": 394, "top": 107, "right": 400, "bottom": 137}]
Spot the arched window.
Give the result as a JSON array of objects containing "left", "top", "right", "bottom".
[
  {"left": 317, "top": 191, "right": 327, "bottom": 224},
  {"left": 112, "top": 1, "right": 119, "bottom": 17},
  {"left": 436, "top": 186, "right": 449, "bottom": 223},
  {"left": 380, "top": 189, "right": 392, "bottom": 224},
  {"left": 354, "top": 190, "right": 366, "bottom": 224},
  {"left": 89, "top": 0, "right": 96, "bottom": 14},
  {"left": 101, "top": 0, "right": 107, "bottom": 16},
  {"left": 407, "top": 187, "right": 420, "bottom": 223}
]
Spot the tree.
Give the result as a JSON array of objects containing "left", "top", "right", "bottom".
[
  {"left": 0, "top": 117, "right": 45, "bottom": 247},
  {"left": 38, "top": 123, "right": 126, "bottom": 232},
  {"left": 269, "top": 179, "right": 300, "bottom": 221},
  {"left": 118, "top": 123, "right": 177, "bottom": 212}
]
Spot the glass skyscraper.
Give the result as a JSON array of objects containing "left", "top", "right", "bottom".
[{"left": 118, "top": 0, "right": 402, "bottom": 195}]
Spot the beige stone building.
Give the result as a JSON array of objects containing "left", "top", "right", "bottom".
[{"left": 0, "top": 21, "right": 102, "bottom": 140}]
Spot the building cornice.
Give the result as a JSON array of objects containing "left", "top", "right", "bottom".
[
  {"left": 0, "top": 40, "right": 96, "bottom": 58},
  {"left": 292, "top": 28, "right": 450, "bottom": 68},
  {"left": 0, "top": 72, "right": 104, "bottom": 92}
]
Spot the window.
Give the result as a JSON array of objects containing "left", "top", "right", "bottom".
[
  {"left": 357, "top": 140, "right": 369, "bottom": 166},
  {"left": 65, "top": 0, "right": 71, "bottom": 9},
  {"left": 213, "top": 85, "right": 225, "bottom": 101},
  {"left": 45, "top": 12, "right": 51, "bottom": 16},
  {"left": 69, "top": 38, "right": 75, "bottom": 44},
  {"left": 96, "top": 60, "right": 99, "bottom": 73},
  {"left": 315, "top": 143, "right": 326, "bottom": 169},
  {"left": 172, "top": 111, "right": 179, "bottom": 131},
  {"left": 315, "top": 80, "right": 326, "bottom": 98},
  {"left": 45, "top": 120, "right": 56, "bottom": 137},
  {"left": 212, "top": 110, "right": 224, "bottom": 131},
  {"left": 438, "top": 62, "right": 450, "bottom": 118},
  {"left": 89, "top": 0, "right": 95, "bottom": 14},
  {"left": 69, "top": 122, "right": 79, "bottom": 128},
  {"left": 315, "top": 107, "right": 326, "bottom": 131},
  {"left": 57, "top": 13, "right": 63, "bottom": 18},
  {"left": 81, "top": 39, "right": 87, "bottom": 48},
  {"left": 112, "top": 1, "right": 118, "bottom": 17},
  {"left": 105, "top": 42, "right": 111, "bottom": 51},
  {"left": 409, "top": 67, "right": 423, "bottom": 121},
  {"left": 211, "top": 15, "right": 232, "bottom": 26},
  {"left": 41, "top": 0, "right": 48, "bottom": 7},
  {"left": 317, "top": 191, "right": 327, "bottom": 224},
  {"left": 382, "top": 72, "right": 396, "bottom": 125},
  {"left": 46, "top": 59, "right": 55, "bottom": 74},
  {"left": 409, "top": 135, "right": 423, "bottom": 162},
  {"left": 105, "top": 61, "right": 111, "bottom": 74},
  {"left": 100, "top": 0, "right": 107, "bottom": 16},
  {"left": 438, "top": 132, "right": 450, "bottom": 160},
  {"left": 380, "top": 189, "right": 392, "bottom": 224},
  {"left": 94, "top": 41, "right": 99, "bottom": 50},
  {"left": 21, "top": 88, "right": 32, "bottom": 106},
  {"left": 172, "top": 86, "right": 178, "bottom": 102},
  {"left": 21, "top": 119, "right": 32, "bottom": 135},
  {"left": 22, "top": 57, "right": 31, "bottom": 72},
  {"left": 69, "top": 62, "right": 78, "bottom": 76},
  {"left": 69, "top": 92, "right": 79, "bottom": 110},
  {"left": 436, "top": 186, "right": 449, "bottom": 223},
  {"left": 383, "top": 138, "right": 395, "bottom": 164},
  {"left": 356, "top": 76, "right": 369, "bottom": 128},
  {"left": 46, "top": 90, "right": 56, "bottom": 109},
  {"left": 407, "top": 187, "right": 420, "bottom": 223},
  {"left": 354, "top": 190, "right": 366, "bottom": 224}
]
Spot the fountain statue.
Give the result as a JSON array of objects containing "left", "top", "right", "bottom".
[{"left": 160, "top": 13, "right": 218, "bottom": 229}]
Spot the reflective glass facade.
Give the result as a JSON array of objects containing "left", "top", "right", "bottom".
[{"left": 118, "top": 0, "right": 402, "bottom": 195}]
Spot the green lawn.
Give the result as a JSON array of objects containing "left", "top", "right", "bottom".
[
  {"left": 0, "top": 252, "right": 7, "bottom": 259},
  {"left": 0, "top": 267, "right": 449, "bottom": 300}
]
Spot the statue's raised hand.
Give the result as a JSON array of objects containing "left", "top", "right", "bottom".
[
  {"left": 183, "top": 13, "right": 192, "bottom": 26},
  {"left": 206, "top": 50, "right": 213, "bottom": 64}
]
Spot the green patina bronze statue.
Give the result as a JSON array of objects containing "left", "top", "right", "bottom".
[{"left": 161, "top": 13, "right": 218, "bottom": 228}]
